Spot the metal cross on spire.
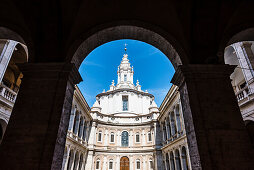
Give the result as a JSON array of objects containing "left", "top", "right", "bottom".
[{"left": 124, "top": 43, "right": 128, "bottom": 52}]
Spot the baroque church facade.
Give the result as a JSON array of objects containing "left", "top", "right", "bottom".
[
  {"left": 87, "top": 51, "right": 163, "bottom": 170},
  {"left": 62, "top": 48, "right": 191, "bottom": 170}
]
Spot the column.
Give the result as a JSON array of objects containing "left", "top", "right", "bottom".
[
  {"left": 88, "top": 121, "right": 97, "bottom": 146},
  {"left": 171, "top": 64, "right": 254, "bottom": 170},
  {"left": 129, "top": 155, "right": 133, "bottom": 170},
  {"left": 179, "top": 101, "right": 186, "bottom": 134},
  {"left": 0, "top": 63, "right": 82, "bottom": 170},
  {"left": 102, "top": 155, "right": 107, "bottom": 169},
  {"left": 154, "top": 150, "right": 164, "bottom": 170},
  {"left": 84, "top": 150, "right": 94, "bottom": 170},
  {"left": 117, "top": 130, "right": 121, "bottom": 147},
  {"left": 142, "top": 129, "right": 146, "bottom": 146},
  {"left": 0, "top": 40, "right": 18, "bottom": 82},
  {"left": 142, "top": 155, "right": 147, "bottom": 170},
  {"left": 116, "top": 155, "right": 120, "bottom": 170},
  {"left": 129, "top": 129, "right": 132, "bottom": 146},
  {"left": 185, "top": 145, "right": 192, "bottom": 170},
  {"left": 105, "top": 129, "right": 108, "bottom": 147},
  {"left": 154, "top": 122, "right": 163, "bottom": 149}
]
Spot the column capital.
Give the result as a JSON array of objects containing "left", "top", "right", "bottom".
[
  {"left": 18, "top": 62, "right": 82, "bottom": 85},
  {"left": 171, "top": 64, "right": 235, "bottom": 87},
  {"left": 241, "top": 41, "right": 252, "bottom": 48}
]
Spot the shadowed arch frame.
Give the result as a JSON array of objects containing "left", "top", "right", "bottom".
[{"left": 70, "top": 24, "right": 187, "bottom": 70}]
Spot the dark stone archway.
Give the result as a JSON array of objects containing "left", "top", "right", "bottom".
[{"left": 70, "top": 24, "right": 186, "bottom": 70}]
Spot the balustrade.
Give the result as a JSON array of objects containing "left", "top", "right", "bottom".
[
  {"left": 236, "top": 86, "right": 253, "bottom": 101},
  {"left": 67, "top": 131, "right": 87, "bottom": 146},
  {"left": 0, "top": 83, "right": 17, "bottom": 103}
]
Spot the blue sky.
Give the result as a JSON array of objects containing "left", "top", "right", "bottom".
[{"left": 78, "top": 39, "right": 175, "bottom": 107}]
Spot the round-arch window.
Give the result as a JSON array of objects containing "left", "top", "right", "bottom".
[{"left": 121, "top": 131, "right": 129, "bottom": 147}]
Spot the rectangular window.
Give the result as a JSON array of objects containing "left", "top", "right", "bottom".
[
  {"left": 124, "top": 74, "right": 127, "bottom": 81},
  {"left": 148, "top": 132, "right": 152, "bottom": 142},
  {"left": 150, "top": 160, "right": 153, "bottom": 169},
  {"left": 137, "top": 161, "right": 140, "bottom": 169},
  {"left": 109, "top": 161, "right": 113, "bottom": 169},
  {"left": 122, "top": 96, "right": 128, "bottom": 111},
  {"left": 110, "top": 133, "right": 114, "bottom": 143},
  {"left": 136, "top": 134, "right": 140, "bottom": 143},
  {"left": 98, "top": 132, "right": 102, "bottom": 142},
  {"left": 96, "top": 161, "right": 100, "bottom": 169}
]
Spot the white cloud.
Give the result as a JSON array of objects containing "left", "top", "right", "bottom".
[
  {"left": 148, "top": 49, "right": 160, "bottom": 56},
  {"left": 147, "top": 88, "right": 170, "bottom": 105},
  {"left": 83, "top": 61, "right": 104, "bottom": 68}
]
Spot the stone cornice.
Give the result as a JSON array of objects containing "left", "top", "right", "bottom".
[
  {"left": 18, "top": 62, "right": 82, "bottom": 85},
  {"left": 94, "top": 119, "right": 157, "bottom": 126},
  {"left": 94, "top": 148, "right": 156, "bottom": 153},
  {"left": 91, "top": 110, "right": 158, "bottom": 118},
  {"left": 96, "top": 88, "right": 154, "bottom": 98},
  {"left": 171, "top": 64, "right": 236, "bottom": 88}
]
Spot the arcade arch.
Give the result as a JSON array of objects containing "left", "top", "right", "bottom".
[
  {"left": 63, "top": 24, "right": 254, "bottom": 170},
  {"left": 223, "top": 28, "right": 254, "bottom": 144},
  {"left": 0, "top": 30, "right": 28, "bottom": 144},
  {"left": 0, "top": 18, "right": 252, "bottom": 170}
]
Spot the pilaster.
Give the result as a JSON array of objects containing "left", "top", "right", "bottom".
[
  {"left": 116, "top": 155, "right": 120, "bottom": 170},
  {"left": 84, "top": 150, "right": 94, "bottom": 170},
  {"left": 171, "top": 64, "right": 254, "bottom": 170},
  {"left": 0, "top": 40, "right": 18, "bottom": 82},
  {"left": 0, "top": 62, "right": 82, "bottom": 170}
]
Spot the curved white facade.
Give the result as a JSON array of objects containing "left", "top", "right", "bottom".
[
  {"left": 92, "top": 52, "right": 158, "bottom": 116},
  {"left": 86, "top": 50, "right": 163, "bottom": 170}
]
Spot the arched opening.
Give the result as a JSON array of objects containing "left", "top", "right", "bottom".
[
  {"left": 109, "top": 159, "right": 114, "bottom": 170},
  {"left": 73, "top": 151, "right": 79, "bottom": 170},
  {"left": 149, "top": 158, "right": 154, "bottom": 169},
  {"left": 0, "top": 30, "right": 28, "bottom": 144},
  {"left": 78, "top": 153, "right": 83, "bottom": 170},
  {"left": 73, "top": 111, "right": 80, "bottom": 134},
  {"left": 174, "top": 149, "right": 181, "bottom": 170},
  {"left": 78, "top": 116, "right": 84, "bottom": 138},
  {"left": 120, "top": 156, "right": 129, "bottom": 170},
  {"left": 165, "top": 153, "right": 170, "bottom": 170},
  {"left": 66, "top": 24, "right": 187, "bottom": 170},
  {"left": 70, "top": 25, "right": 185, "bottom": 70},
  {"left": 224, "top": 28, "right": 254, "bottom": 146},
  {"left": 95, "top": 158, "right": 100, "bottom": 169},
  {"left": 67, "top": 150, "right": 74, "bottom": 170},
  {"left": 82, "top": 120, "right": 87, "bottom": 141},
  {"left": 170, "top": 152, "right": 175, "bottom": 170},
  {"left": 181, "top": 146, "right": 189, "bottom": 170}
]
